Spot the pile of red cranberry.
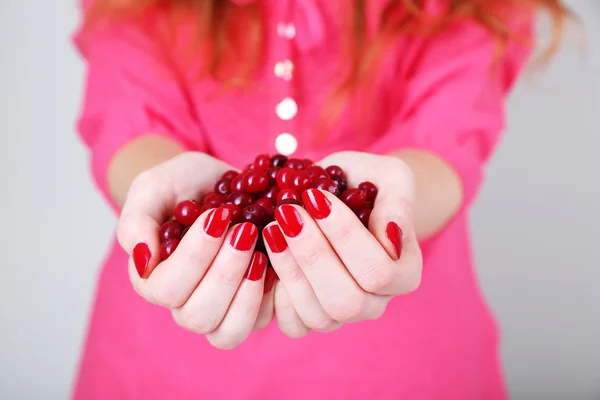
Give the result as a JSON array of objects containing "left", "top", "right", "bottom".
[{"left": 158, "top": 154, "right": 378, "bottom": 261}]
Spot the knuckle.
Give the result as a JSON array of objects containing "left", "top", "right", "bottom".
[
  {"left": 297, "top": 246, "right": 322, "bottom": 270},
  {"left": 279, "top": 321, "right": 310, "bottom": 339},
  {"left": 206, "top": 331, "right": 244, "bottom": 350},
  {"left": 305, "top": 314, "right": 338, "bottom": 332},
  {"left": 149, "top": 283, "right": 184, "bottom": 308},
  {"left": 177, "top": 310, "right": 220, "bottom": 335},
  {"left": 330, "top": 223, "right": 352, "bottom": 248},
  {"left": 359, "top": 263, "right": 395, "bottom": 294},
  {"left": 329, "top": 293, "right": 367, "bottom": 323},
  {"left": 213, "top": 266, "right": 242, "bottom": 288}
]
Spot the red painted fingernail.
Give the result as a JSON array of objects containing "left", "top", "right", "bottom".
[
  {"left": 203, "top": 207, "right": 231, "bottom": 238},
  {"left": 302, "top": 189, "right": 332, "bottom": 220},
  {"left": 263, "top": 224, "right": 288, "bottom": 253},
  {"left": 264, "top": 267, "right": 277, "bottom": 294},
  {"left": 274, "top": 205, "right": 304, "bottom": 238},
  {"left": 133, "top": 243, "right": 151, "bottom": 278},
  {"left": 245, "top": 251, "right": 268, "bottom": 281},
  {"left": 385, "top": 222, "right": 403, "bottom": 260},
  {"left": 230, "top": 222, "right": 258, "bottom": 251}
]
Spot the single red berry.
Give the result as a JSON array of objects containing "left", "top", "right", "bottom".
[
  {"left": 279, "top": 198, "right": 301, "bottom": 206},
  {"left": 254, "top": 154, "right": 271, "bottom": 170},
  {"left": 241, "top": 204, "right": 270, "bottom": 226},
  {"left": 264, "top": 186, "right": 280, "bottom": 202},
  {"left": 325, "top": 165, "right": 344, "bottom": 179},
  {"left": 222, "top": 170, "right": 239, "bottom": 180},
  {"left": 174, "top": 200, "right": 202, "bottom": 226},
  {"left": 222, "top": 203, "right": 242, "bottom": 224},
  {"left": 358, "top": 181, "right": 378, "bottom": 201},
  {"left": 203, "top": 192, "right": 226, "bottom": 207},
  {"left": 331, "top": 176, "right": 348, "bottom": 193},
  {"left": 214, "top": 178, "right": 232, "bottom": 196},
  {"left": 159, "top": 220, "right": 184, "bottom": 243},
  {"left": 254, "top": 197, "right": 275, "bottom": 218},
  {"left": 306, "top": 165, "right": 328, "bottom": 180},
  {"left": 311, "top": 178, "right": 340, "bottom": 197},
  {"left": 231, "top": 174, "right": 245, "bottom": 192},
  {"left": 356, "top": 208, "right": 372, "bottom": 227},
  {"left": 302, "top": 158, "right": 314, "bottom": 168},
  {"left": 270, "top": 154, "right": 288, "bottom": 168},
  {"left": 266, "top": 167, "right": 280, "bottom": 186},
  {"left": 340, "top": 188, "right": 367, "bottom": 211},
  {"left": 276, "top": 188, "right": 301, "bottom": 205},
  {"left": 285, "top": 158, "right": 306, "bottom": 170},
  {"left": 200, "top": 204, "right": 215, "bottom": 214},
  {"left": 160, "top": 239, "right": 180, "bottom": 260},
  {"left": 276, "top": 168, "right": 296, "bottom": 190},
  {"left": 227, "top": 192, "right": 255, "bottom": 209},
  {"left": 364, "top": 200, "right": 374, "bottom": 209},
  {"left": 291, "top": 170, "right": 312, "bottom": 192},
  {"left": 244, "top": 170, "right": 269, "bottom": 193}
]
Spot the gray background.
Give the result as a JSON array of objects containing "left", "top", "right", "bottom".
[{"left": 0, "top": 0, "right": 598, "bottom": 399}]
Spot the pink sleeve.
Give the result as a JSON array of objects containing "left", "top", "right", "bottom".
[
  {"left": 73, "top": 14, "right": 206, "bottom": 211},
  {"left": 368, "top": 16, "right": 534, "bottom": 211}
]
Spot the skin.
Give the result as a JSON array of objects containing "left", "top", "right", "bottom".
[{"left": 112, "top": 135, "right": 462, "bottom": 349}]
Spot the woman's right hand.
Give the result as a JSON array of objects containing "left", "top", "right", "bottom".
[{"left": 116, "top": 152, "right": 275, "bottom": 349}]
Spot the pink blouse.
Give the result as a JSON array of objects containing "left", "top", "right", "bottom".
[{"left": 72, "top": 1, "right": 532, "bottom": 398}]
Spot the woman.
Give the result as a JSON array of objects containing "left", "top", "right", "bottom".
[{"left": 72, "top": 0, "right": 566, "bottom": 398}]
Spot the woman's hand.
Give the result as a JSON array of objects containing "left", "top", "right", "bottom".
[
  {"left": 117, "top": 152, "right": 274, "bottom": 349},
  {"left": 265, "top": 151, "right": 423, "bottom": 337}
]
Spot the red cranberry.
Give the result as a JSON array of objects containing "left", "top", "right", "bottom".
[
  {"left": 159, "top": 220, "right": 184, "bottom": 242},
  {"left": 227, "top": 192, "right": 254, "bottom": 209},
  {"left": 241, "top": 204, "right": 270, "bottom": 226},
  {"left": 291, "top": 170, "right": 312, "bottom": 192},
  {"left": 160, "top": 238, "right": 180, "bottom": 260},
  {"left": 364, "top": 200, "right": 374, "bottom": 209},
  {"left": 358, "top": 181, "right": 378, "bottom": 201},
  {"left": 270, "top": 154, "right": 288, "bottom": 168},
  {"left": 200, "top": 204, "right": 215, "bottom": 214},
  {"left": 325, "top": 165, "right": 344, "bottom": 179},
  {"left": 276, "top": 168, "right": 295, "bottom": 189},
  {"left": 203, "top": 192, "right": 226, "bottom": 207},
  {"left": 244, "top": 170, "right": 269, "bottom": 193},
  {"left": 279, "top": 198, "right": 301, "bottom": 206},
  {"left": 312, "top": 178, "right": 340, "bottom": 197},
  {"left": 302, "top": 158, "right": 314, "bottom": 168},
  {"left": 356, "top": 208, "right": 372, "bottom": 227},
  {"left": 231, "top": 174, "right": 245, "bottom": 192},
  {"left": 222, "top": 170, "right": 239, "bottom": 180},
  {"left": 264, "top": 186, "right": 280, "bottom": 202},
  {"left": 222, "top": 203, "right": 242, "bottom": 224},
  {"left": 285, "top": 158, "right": 306, "bottom": 170},
  {"left": 214, "top": 178, "right": 232, "bottom": 196},
  {"left": 306, "top": 165, "right": 328, "bottom": 180},
  {"left": 277, "top": 188, "right": 301, "bottom": 205},
  {"left": 174, "top": 200, "right": 202, "bottom": 226},
  {"left": 255, "top": 197, "right": 275, "bottom": 218},
  {"left": 266, "top": 167, "right": 280, "bottom": 186},
  {"left": 340, "top": 188, "right": 367, "bottom": 211},
  {"left": 254, "top": 154, "right": 271, "bottom": 170},
  {"left": 331, "top": 176, "right": 348, "bottom": 193}
]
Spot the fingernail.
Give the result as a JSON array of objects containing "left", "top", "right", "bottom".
[
  {"left": 133, "top": 243, "right": 151, "bottom": 278},
  {"left": 203, "top": 207, "right": 231, "bottom": 238},
  {"left": 263, "top": 224, "right": 288, "bottom": 253},
  {"left": 274, "top": 205, "right": 304, "bottom": 238},
  {"left": 245, "top": 251, "right": 268, "bottom": 281},
  {"left": 230, "top": 222, "right": 258, "bottom": 251},
  {"left": 302, "top": 189, "right": 332, "bottom": 220},
  {"left": 264, "top": 267, "right": 277, "bottom": 294},
  {"left": 385, "top": 222, "right": 403, "bottom": 260}
]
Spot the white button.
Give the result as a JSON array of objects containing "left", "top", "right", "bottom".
[
  {"left": 275, "top": 133, "right": 298, "bottom": 156},
  {"left": 275, "top": 97, "right": 298, "bottom": 120},
  {"left": 274, "top": 60, "right": 293, "bottom": 80},
  {"left": 277, "top": 23, "right": 296, "bottom": 39}
]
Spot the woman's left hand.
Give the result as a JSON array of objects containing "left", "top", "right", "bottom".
[{"left": 264, "top": 151, "right": 423, "bottom": 337}]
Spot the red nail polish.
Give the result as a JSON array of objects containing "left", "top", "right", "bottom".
[
  {"left": 230, "top": 222, "right": 258, "bottom": 251},
  {"left": 245, "top": 251, "right": 268, "bottom": 281},
  {"left": 133, "top": 243, "right": 151, "bottom": 278},
  {"left": 203, "top": 207, "right": 231, "bottom": 238},
  {"left": 302, "top": 189, "right": 332, "bottom": 220},
  {"left": 264, "top": 267, "right": 277, "bottom": 294},
  {"left": 263, "top": 225, "right": 288, "bottom": 253},
  {"left": 385, "top": 222, "right": 403, "bottom": 260},
  {"left": 274, "top": 205, "right": 304, "bottom": 238}
]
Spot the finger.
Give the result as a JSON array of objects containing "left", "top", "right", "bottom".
[
  {"left": 171, "top": 222, "right": 258, "bottom": 334},
  {"left": 274, "top": 280, "right": 310, "bottom": 339},
  {"left": 263, "top": 224, "right": 341, "bottom": 331},
  {"left": 128, "top": 206, "right": 232, "bottom": 308},
  {"left": 273, "top": 206, "right": 385, "bottom": 323},
  {"left": 205, "top": 252, "right": 268, "bottom": 350},
  {"left": 253, "top": 268, "right": 277, "bottom": 331}
]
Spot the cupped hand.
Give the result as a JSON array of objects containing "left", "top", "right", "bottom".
[
  {"left": 265, "top": 151, "right": 423, "bottom": 337},
  {"left": 117, "top": 152, "right": 274, "bottom": 349}
]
